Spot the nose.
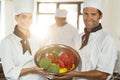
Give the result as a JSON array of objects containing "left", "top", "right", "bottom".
[{"left": 86, "top": 15, "right": 92, "bottom": 21}]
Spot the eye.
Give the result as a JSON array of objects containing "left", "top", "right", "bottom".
[
  {"left": 91, "top": 13, "right": 96, "bottom": 16},
  {"left": 19, "top": 14, "right": 26, "bottom": 19},
  {"left": 21, "top": 15, "right": 26, "bottom": 18},
  {"left": 83, "top": 12, "right": 88, "bottom": 16}
]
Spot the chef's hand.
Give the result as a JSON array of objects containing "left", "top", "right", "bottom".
[
  {"left": 33, "top": 67, "right": 54, "bottom": 79},
  {"left": 53, "top": 71, "right": 75, "bottom": 80},
  {"left": 20, "top": 67, "right": 48, "bottom": 77},
  {"left": 33, "top": 67, "right": 48, "bottom": 74}
]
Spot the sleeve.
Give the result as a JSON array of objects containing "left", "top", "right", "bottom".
[
  {"left": 0, "top": 39, "right": 22, "bottom": 80},
  {"left": 114, "top": 51, "right": 120, "bottom": 73},
  {"left": 97, "top": 35, "right": 117, "bottom": 74}
]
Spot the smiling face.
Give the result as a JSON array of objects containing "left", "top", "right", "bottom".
[
  {"left": 83, "top": 7, "right": 102, "bottom": 31},
  {"left": 15, "top": 13, "right": 33, "bottom": 31}
]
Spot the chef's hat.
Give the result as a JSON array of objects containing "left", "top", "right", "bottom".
[
  {"left": 13, "top": 0, "right": 34, "bottom": 15},
  {"left": 83, "top": 0, "right": 103, "bottom": 13},
  {"left": 55, "top": 9, "right": 68, "bottom": 18}
]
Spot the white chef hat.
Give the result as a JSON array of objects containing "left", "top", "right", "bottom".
[
  {"left": 83, "top": 0, "right": 103, "bottom": 13},
  {"left": 13, "top": 0, "right": 34, "bottom": 15},
  {"left": 55, "top": 9, "right": 68, "bottom": 18}
]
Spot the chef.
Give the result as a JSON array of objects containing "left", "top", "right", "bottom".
[
  {"left": 43, "top": 9, "right": 79, "bottom": 49},
  {"left": 0, "top": 0, "right": 48, "bottom": 80},
  {"left": 53, "top": 0, "right": 117, "bottom": 80}
]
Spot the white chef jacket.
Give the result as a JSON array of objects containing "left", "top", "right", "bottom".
[
  {"left": 73, "top": 29, "right": 117, "bottom": 80},
  {"left": 44, "top": 23, "right": 79, "bottom": 48},
  {"left": 0, "top": 33, "right": 47, "bottom": 80},
  {"left": 114, "top": 50, "right": 120, "bottom": 73}
]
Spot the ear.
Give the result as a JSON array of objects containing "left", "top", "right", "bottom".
[
  {"left": 64, "top": 17, "right": 66, "bottom": 20},
  {"left": 99, "top": 14, "right": 103, "bottom": 19},
  {"left": 15, "top": 15, "right": 18, "bottom": 21}
]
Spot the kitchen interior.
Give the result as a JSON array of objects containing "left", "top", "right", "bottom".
[{"left": 0, "top": 0, "right": 120, "bottom": 79}]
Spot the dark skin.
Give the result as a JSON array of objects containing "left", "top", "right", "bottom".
[
  {"left": 83, "top": 7, "right": 102, "bottom": 31},
  {"left": 54, "top": 70, "right": 109, "bottom": 80},
  {"left": 52, "top": 7, "right": 109, "bottom": 80}
]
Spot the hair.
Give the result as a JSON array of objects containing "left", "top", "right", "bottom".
[
  {"left": 83, "top": 8, "right": 102, "bottom": 16},
  {"left": 97, "top": 9, "right": 102, "bottom": 15},
  {"left": 16, "top": 15, "right": 20, "bottom": 17}
]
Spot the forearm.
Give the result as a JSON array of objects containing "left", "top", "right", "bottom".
[
  {"left": 20, "top": 67, "right": 36, "bottom": 76},
  {"left": 20, "top": 67, "right": 46, "bottom": 77},
  {"left": 74, "top": 70, "right": 109, "bottom": 80}
]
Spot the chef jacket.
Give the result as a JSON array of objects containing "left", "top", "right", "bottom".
[
  {"left": 73, "top": 29, "right": 117, "bottom": 80},
  {"left": 44, "top": 23, "right": 79, "bottom": 49},
  {"left": 0, "top": 33, "right": 47, "bottom": 80},
  {"left": 114, "top": 50, "right": 120, "bottom": 73}
]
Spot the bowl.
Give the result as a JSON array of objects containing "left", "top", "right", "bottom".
[{"left": 34, "top": 44, "right": 81, "bottom": 75}]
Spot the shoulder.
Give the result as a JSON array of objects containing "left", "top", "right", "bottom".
[
  {"left": 98, "top": 30, "right": 116, "bottom": 49},
  {"left": 66, "top": 23, "right": 78, "bottom": 32},
  {"left": 95, "top": 30, "right": 114, "bottom": 42},
  {"left": 1, "top": 33, "right": 21, "bottom": 47},
  {"left": 0, "top": 34, "right": 18, "bottom": 50},
  {"left": 49, "top": 24, "right": 56, "bottom": 28},
  {"left": 100, "top": 30, "right": 115, "bottom": 43},
  {"left": 1, "top": 34, "right": 15, "bottom": 43},
  {"left": 48, "top": 24, "right": 57, "bottom": 30},
  {"left": 66, "top": 23, "right": 76, "bottom": 28}
]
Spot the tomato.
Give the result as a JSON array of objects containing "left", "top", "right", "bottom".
[
  {"left": 59, "top": 52, "right": 68, "bottom": 61},
  {"left": 68, "top": 51, "right": 77, "bottom": 64},
  {"left": 64, "top": 57, "right": 72, "bottom": 70},
  {"left": 60, "top": 52, "right": 72, "bottom": 70},
  {"left": 57, "top": 58, "right": 65, "bottom": 68},
  {"left": 47, "top": 54, "right": 55, "bottom": 61}
]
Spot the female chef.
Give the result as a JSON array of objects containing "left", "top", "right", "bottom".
[{"left": 0, "top": 0, "right": 48, "bottom": 80}]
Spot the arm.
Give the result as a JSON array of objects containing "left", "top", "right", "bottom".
[
  {"left": 72, "top": 70, "right": 109, "bottom": 80},
  {"left": 19, "top": 67, "right": 46, "bottom": 76},
  {"left": 19, "top": 67, "right": 35, "bottom": 76},
  {"left": 54, "top": 70, "right": 109, "bottom": 80}
]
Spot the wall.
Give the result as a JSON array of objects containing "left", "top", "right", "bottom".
[
  {"left": 0, "top": 0, "right": 14, "bottom": 40},
  {"left": 0, "top": 0, "right": 2, "bottom": 37},
  {"left": 102, "top": 0, "right": 120, "bottom": 50},
  {"left": 5, "top": 0, "right": 14, "bottom": 36},
  {"left": 0, "top": 0, "right": 5, "bottom": 41}
]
